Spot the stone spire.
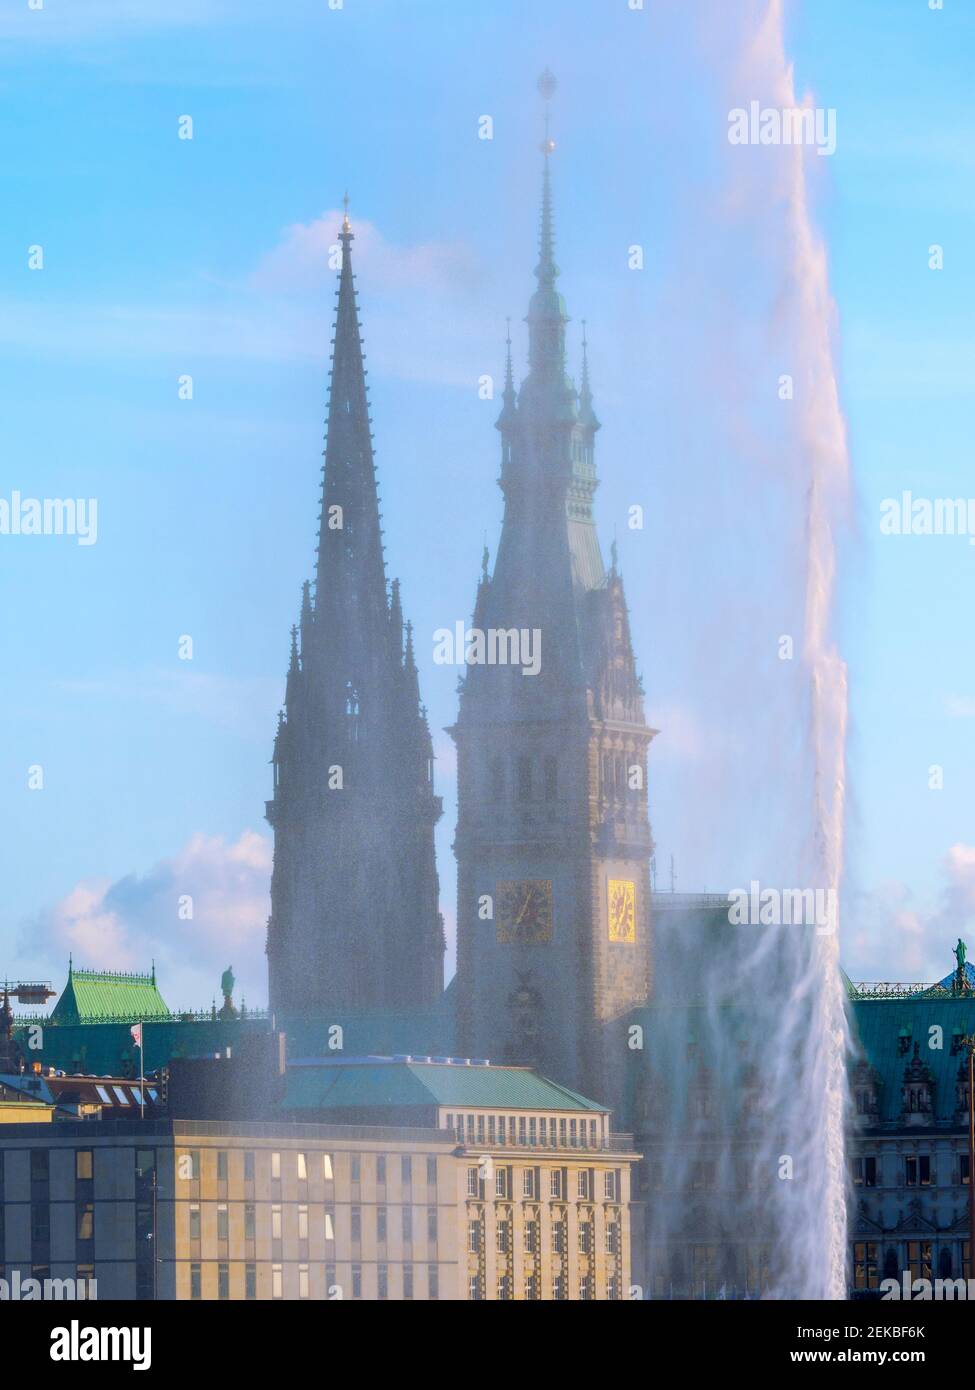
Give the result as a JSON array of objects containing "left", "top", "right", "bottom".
[
  {"left": 312, "top": 204, "right": 388, "bottom": 675},
  {"left": 266, "top": 200, "right": 444, "bottom": 1017}
]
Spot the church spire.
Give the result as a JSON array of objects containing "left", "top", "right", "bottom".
[{"left": 313, "top": 201, "right": 388, "bottom": 648}]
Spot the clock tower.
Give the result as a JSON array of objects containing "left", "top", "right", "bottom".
[{"left": 450, "top": 98, "right": 655, "bottom": 1105}]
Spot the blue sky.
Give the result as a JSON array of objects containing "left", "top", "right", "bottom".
[{"left": 1, "top": 0, "right": 972, "bottom": 1006}]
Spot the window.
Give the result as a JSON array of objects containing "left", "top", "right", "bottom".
[
  {"left": 553, "top": 1273, "right": 565, "bottom": 1300},
  {"left": 376, "top": 1155, "right": 387, "bottom": 1184},
  {"left": 351, "top": 1154, "right": 361, "bottom": 1182},
  {"left": 469, "top": 1273, "right": 482, "bottom": 1301},
  {"left": 496, "top": 1221, "right": 509, "bottom": 1254},
  {"left": 190, "top": 1264, "right": 201, "bottom": 1300},
  {"left": 403, "top": 1264, "right": 414, "bottom": 1300},
  {"left": 905, "top": 1156, "right": 930, "bottom": 1186},
  {"left": 180, "top": 1151, "right": 199, "bottom": 1181},
  {"left": 402, "top": 1207, "right": 412, "bottom": 1240},
  {"left": 468, "top": 1220, "right": 481, "bottom": 1253},
  {"left": 77, "top": 1204, "right": 94, "bottom": 1241},
  {"left": 853, "top": 1242, "right": 878, "bottom": 1291},
  {"left": 498, "top": 1273, "right": 511, "bottom": 1300},
  {"left": 298, "top": 1205, "right": 308, "bottom": 1240},
  {"left": 325, "top": 1210, "right": 334, "bottom": 1241},
  {"left": 271, "top": 1205, "right": 282, "bottom": 1240},
  {"left": 476, "top": 1114, "right": 485, "bottom": 1143},
  {"left": 467, "top": 1167, "right": 479, "bottom": 1197},
  {"left": 30, "top": 1149, "right": 49, "bottom": 1181},
  {"left": 112, "top": 1086, "right": 130, "bottom": 1105},
  {"left": 272, "top": 1264, "right": 283, "bottom": 1299},
  {"left": 525, "top": 1272, "right": 538, "bottom": 1300},
  {"left": 529, "top": 1118, "right": 537, "bottom": 1146},
  {"left": 377, "top": 1207, "right": 387, "bottom": 1242},
  {"left": 298, "top": 1265, "right": 309, "bottom": 1299},
  {"left": 189, "top": 1204, "right": 200, "bottom": 1241},
  {"left": 402, "top": 1155, "right": 412, "bottom": 1183},
  {"left": 378, "top": 1264, "right": 388, "bottom": 1300},
  {"left": 352, "top": 1265, "right": 362, "bottom": 1299},
  {"left": 604, "top": 1171, "right": 617, "bottom": 1200},
  {"left": 495, "top": 1168, "right": 508, "bottom": 1199},
  {"left": 244, "top": 1203, "right": 255, "bottom": 1240},
  {"left": 351, "top": 1207, "right": 361, "bottom": 1241},
  {"left": 553, "top": 1220, "right": 566, "bottom": 1255},
  {"left": 271, "top": 1152, "right": 281, "bottom": 1181},
  {"left": 550, "top": 1170, "right": 563, "bottom": 1199},
  {"left": 217, "top": 1205, "right": 228, "bottom": 1241},
  {"left": 579, "top": 1222, "right": 593, "bottom": 1254},
  {"left": 852, "top": 1156, "right": 877, "bottom": 1188},
  {"left": 297, "top": 1152, "right": 307, "bottom": 1181},
  {"left": 217, "top": 1151, "right": 228, "bottom": 1182},
  {"left": 908, "top": 1241, "right": 932, "bottom": 1284},
  {"left": 76, "top": 1150, "right": 93, "bottom": 1181},
  {"left": 95, "top": 1085, "right": 111, "bottom": 1104},
  {"left": 963, "top": 1155, "right": 971, "bottom": 1186},
  {"left": 578, "top": 1170, "right": 591, "bottom": 1199},
  {"left": 427, "top": 1207, "right": 437, "bottom": 1242},
  {"left": 245, "top": 1264, "right": 256, "bottom": 1300},
  {"left": 525, "top": 1220, "right": 538, "bottom": 1255},
  {"left": 579, "top": 1275, "right": 591, "bottom": 1301},
  {"left": 218, "top": 1263, "right": 229, "bottom": 1300},
  {"left": 427, "top": 1157, "right": 437, "bottom": 1185},
  {"left": 523, "top": 1168, "right": 537, "bottom": 1199},
  {"left": 518, "top": 1117, "right": 527, "bottom": 1145},
  {"left": 244, "top": 1151, "right": 255, "bottom": 1182},
  {"left": 429, "top": 1264, "right": 439, "bottom": 1300},
  {"left": 606, "top": 1222, "right": 620, "bottom": 1256}
]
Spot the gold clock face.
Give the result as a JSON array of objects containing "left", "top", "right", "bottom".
[
  {"left": 496, "top": 880, "right": 553, "bottom": 945},
  {"left": 608, "top": 879, "right": 636, "bottom": 943}
]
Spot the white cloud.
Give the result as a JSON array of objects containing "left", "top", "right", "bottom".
[
  {"left": 23, "top": 830, "right": 272, "bottom": 1011},
  {"left": 845, "top": 844, "right": 975, "bottom": 983}
]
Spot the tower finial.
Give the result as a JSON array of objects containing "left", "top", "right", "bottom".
[
  {"left": 578, "top": 319, "right": 599, "bottom": 429},
  {"left": 342, "top": 190, "right": 351, "bottom": 235}
]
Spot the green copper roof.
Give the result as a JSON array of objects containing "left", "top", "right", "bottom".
[
  {"left": 50, "top": 966, "right": 170, "bottom": 1024},
  {"left": 285, "top": 1059, "right": 606, "bottom": 1113}
]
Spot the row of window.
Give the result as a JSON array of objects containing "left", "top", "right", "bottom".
[
  {"left": 189, "top": 1261, "right": 440, "bottom": 1300},
  {"left": 180, "top": 1150, "right": 333, "bottom": 1183},
  {"left": 851, "top": 1153, "right": 970, "bottom": 1188},
  {"left": 467, "top": 1165, "right": 618, "bottom": 1200},
  {"left": 475, "top": 1217, "right": 619, "bottom": 1256},
  {"left": 852, "top": 1240, "right": 971, "bottom": 1290},
  {"left": 449, "top": 1113, "right": 602, "bottom": 1149},
  {"left": 469, "top": 1272, "right": 618, "bottom": 1301}
]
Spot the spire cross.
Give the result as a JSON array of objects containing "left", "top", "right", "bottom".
[{"left": 341, "top": 190, "right": 352, "bottom": 237}]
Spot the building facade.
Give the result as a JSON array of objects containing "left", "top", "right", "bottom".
[
  {"left": 264, "top": 207, "right": 445, "bottom": 1017},
  {"left": 0, "top": 1055, "right": 639, "bottom": 1301}
]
